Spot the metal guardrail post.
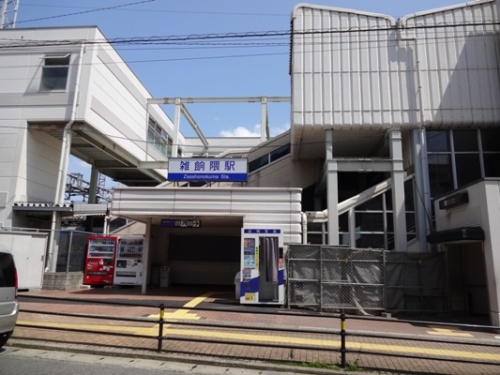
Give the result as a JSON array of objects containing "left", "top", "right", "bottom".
[
  {"left": 340, "top": 311, "right": 347, "bottom": 368},
  {"left": 157, "top": 303, "right": 165, "bottom": 352}
]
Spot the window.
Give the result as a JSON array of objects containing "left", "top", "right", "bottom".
[
  {"left": 482, "top": 129, "right": 500, "bottom": 177},
  {"left": 270, "top": 143, "right": 290, "bottom": 162},
  {"left": 426, "top": 129, "right": 500, "bottom": 197},
  {"left": 147, "top": 116, "right": 170, "bottom": 157},
  {"left": 453, "top": 130, "right": 481, "bottom": 187},
  {"left": 248, "top": 143, "right": 291, "bottom": 173},
  {"left": 40, "top": 54, "right": 70, "bottom": 91}
]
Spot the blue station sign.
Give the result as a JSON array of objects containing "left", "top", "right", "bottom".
[
  {"left": 168, "top": 158, "right": 248, "bottom": 182},
  {"left": 161, "top": 219, "right": 201, "bottom": 228}
]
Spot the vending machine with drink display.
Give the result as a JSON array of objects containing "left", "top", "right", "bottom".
[
  {"left": 239, "top": 228, "right": 285, "bottom": 305},
  {"left": 114, "top": 236, "right": 144, "bottom": 286},
  {"left": 83, "top": 235, "right": 118, "bottom": 286}
]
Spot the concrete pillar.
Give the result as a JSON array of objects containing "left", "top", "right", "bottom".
[
  {"left": 261, "top": 97, "right": 268, "bottom": 142},
  {"left": 141, "top": 217, "right": 152, "bottom": 294},
  {"left": 325, "top": 130, "right": 339, "bottom": 245},
  {"left": 88, "top": 166, "right": 99, "bottom": 203},
  {"left": 411, "top": 128, "right": 432, "bottom": 252},
  {"left": 389, "top": 129, "right": 407, "bottom": 251},
  {"left": 172, "top": 98, "right": 181, "bottom": 158},
  {"left": 479, "top": 181, "right": 500, "bottom": 326}
]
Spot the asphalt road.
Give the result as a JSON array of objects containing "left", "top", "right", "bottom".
[{"left": 0, "top": 347, "right": 302, "bottom": 375}]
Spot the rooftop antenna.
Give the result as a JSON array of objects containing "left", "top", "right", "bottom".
[{"left": 0, "top": 0, "right": 20, "bottom": 29}]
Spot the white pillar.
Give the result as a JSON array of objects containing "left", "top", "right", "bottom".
[
  {"left": 141, "top": 217, "right": 152, "bottom": 294},
  {"left": 172, "top": 98, "right": 181, "bottom": 158},
  {"left": 261, "top": 97, "right": 268, "bottom": 142},
  {"left": 325, "top": 130, "right": 339, "bottom": 245},
  {"left": 389, "top": 129, "right": 407, "bottom": 251},
  {"left": 327, "top": 161, "right": 339, "bottom": 245},
  {"left": 479, "top": 182, "right": 500, "bottom": 326},
  {"left": 411, "top": 128, "right": 432, "bottom": 252}
]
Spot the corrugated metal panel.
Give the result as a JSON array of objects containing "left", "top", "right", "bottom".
[
  {"left": 111, "top": 187, "right": 303, "bottom": 244},
  {"left": 402, "top": 0, "right": 500, "bottom": 127},
  {"left": 292, "top": 5, "right": 398, "bottom": 130},
  {"left": 292, "top": 0, "right": 500, "bottom": 131}
]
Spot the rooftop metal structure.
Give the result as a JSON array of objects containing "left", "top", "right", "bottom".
[{"left": 0, "top": 0, "right": 19, "bottom": 29}]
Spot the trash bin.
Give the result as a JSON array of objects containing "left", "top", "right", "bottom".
[
  {"left": 234, "top": 271, "right": 241, "bottom": 300},
  {"left": 159, "top": 266, "right": 170, "bottom": 288}
]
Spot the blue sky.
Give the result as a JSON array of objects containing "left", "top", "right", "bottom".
[{"left": 16, "top": 0, "right": 465, "bottom": 185}]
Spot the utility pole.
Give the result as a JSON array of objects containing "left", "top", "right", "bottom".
[{"left": 0, "top": 0, "right": 19, "bottom": 29}]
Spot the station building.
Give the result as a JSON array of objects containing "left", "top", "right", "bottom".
[{"left": 1, "top": 1, "right": 500, "bottom": 324}]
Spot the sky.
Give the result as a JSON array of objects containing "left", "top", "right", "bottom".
[{"left": 15, "top": 0, "right": 466, "bottom": 187}]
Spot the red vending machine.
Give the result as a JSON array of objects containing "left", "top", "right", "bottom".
[{"left": 84, "top": 235, "right": 118, "bottom": 286}]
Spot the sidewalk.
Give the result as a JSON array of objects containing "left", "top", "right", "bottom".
[{"left": 10, "top": 286, "right": 500, "bottom": 375}]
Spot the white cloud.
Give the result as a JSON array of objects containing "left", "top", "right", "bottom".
[
  {"left": 219, "top": 122, "right": 290, "bottom": 138},
  {"left": 219, "top": 125, "right": 261, "bottom": 137},
  {"left": 270, "top": 122, "right": 290, "bottom": 137}
]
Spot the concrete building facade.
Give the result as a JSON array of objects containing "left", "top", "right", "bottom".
[{"left": 0, "top": 1, "right": 500, "bottom": 324}]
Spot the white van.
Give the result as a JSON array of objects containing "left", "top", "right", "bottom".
[{"left": 0, "top": 251, "right": 18, "bottom": 348}]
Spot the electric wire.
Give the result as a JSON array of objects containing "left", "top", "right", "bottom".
[
  {"left": 20, "top": 2, "right": 287, "bottom": 18},
  {"left": 1, "top": 20, "right": 498, "bottom": 49},
  {"left": 15, "top": 0, "right": 157, "bottom": 25}
]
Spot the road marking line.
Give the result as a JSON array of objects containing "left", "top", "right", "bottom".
[
  {"left": 148, "top": 310, "right": 200, "bottom": 320},
  {"left": 18, "top": 293, "right": 500, "bottom": 363},
  {"left": 183, "top": 292, "right": 213, "bottom": 309},
  {"left": 17, "top": 320, "right": 500, "bottom": 362},
  {"left": 426, "top": 327, "right": 473, "bottom": 338},
  {"left": 148, "top": 292, "right": 212, "bottom": 320}
]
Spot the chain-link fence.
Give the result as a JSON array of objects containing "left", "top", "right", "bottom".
[
  {"left": 287, "top": 245, "right": 385, "bottom": 313},
  {"left": 287, "top": 244, "right": 447, "bottom": 314},
  {"left": 55, "top": 230, "right": 95, "bottom": 273}
]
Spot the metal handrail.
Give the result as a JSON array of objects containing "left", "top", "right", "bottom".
[{"left": 16, "top": 295, "right": 500, "bottom": 370}]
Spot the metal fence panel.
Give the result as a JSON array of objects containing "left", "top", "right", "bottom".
[
  {"left": 287, "top": 245, "right": 385, "bottom": 312},
  {"left": 288, "top": 244, "right": 447, "bottom": 314},
  {"left": 56, "top": 230, "right": 95, "bottom": 273}
]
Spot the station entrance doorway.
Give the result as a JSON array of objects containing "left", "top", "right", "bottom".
[{"left": 149, "top": 216, "right": 243, "bottom": 288}]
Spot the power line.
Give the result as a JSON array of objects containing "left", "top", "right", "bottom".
[
  {"left": 16, "top": 0, "right": 156, "bottom": 25},
  {"left": 0, "top": 20, "right": 497, "bottom": 50},
  {"left": 20, "top": 2, "right": 287, "bottom": 18}
]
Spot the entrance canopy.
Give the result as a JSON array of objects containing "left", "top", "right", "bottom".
[
  {"left": 110, "top": 186, "right": 303, "bottom": 294},
  {"left": 110, "top": 186, "right": 303, "bottom": 242}
]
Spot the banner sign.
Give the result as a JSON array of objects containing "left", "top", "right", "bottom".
[{"left": 168, "top": 158, "right": 248, "bottom": 182}]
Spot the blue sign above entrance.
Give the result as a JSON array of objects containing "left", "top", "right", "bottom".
[
  {"left": 168, "top": 158, "right": 248, "bottom": 182},
  {"left": 161, "top": 219, "right": 201, "bottom": 228}
]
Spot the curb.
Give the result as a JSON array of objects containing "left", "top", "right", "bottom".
[{"left": 7, "top": 338, "right": 382, "bottom": 375}]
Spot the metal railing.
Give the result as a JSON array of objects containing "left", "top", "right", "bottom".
[{"left": 15, "top": 294, "right": 500, "bottom": 372}]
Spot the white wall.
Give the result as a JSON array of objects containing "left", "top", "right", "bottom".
[
  {"left": 0, "top": 26, "right": 183, "bottom": 226},
  {"left": 0, "top": 230, "right": 47, "bottom": 289},
  {"left": 247, "top": 156, "right": 318, "bottom": 189},
  {"left": 0, "top": 30, "right": 85, "bottom": 226}
]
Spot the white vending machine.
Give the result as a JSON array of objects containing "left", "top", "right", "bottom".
[
  {"left": 239, "top": 228, "right": 285, "bottom": 305},
  {"left": 114, "top": 236, "right": 144, "bottom": 286}
]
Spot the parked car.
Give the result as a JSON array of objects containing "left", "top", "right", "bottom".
[{"left": 0, "top": 251, "right": 18, "bottom": 348}]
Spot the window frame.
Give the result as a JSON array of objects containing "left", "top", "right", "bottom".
[
  {"left": 147, "top": 116, "right": 170, "bottom": 158},
  {"left": 426, "top": 129, "right": 500, "bottom": 198},
  {"left": 39, "top": 54, "right": 71, "bottom": 92}
]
